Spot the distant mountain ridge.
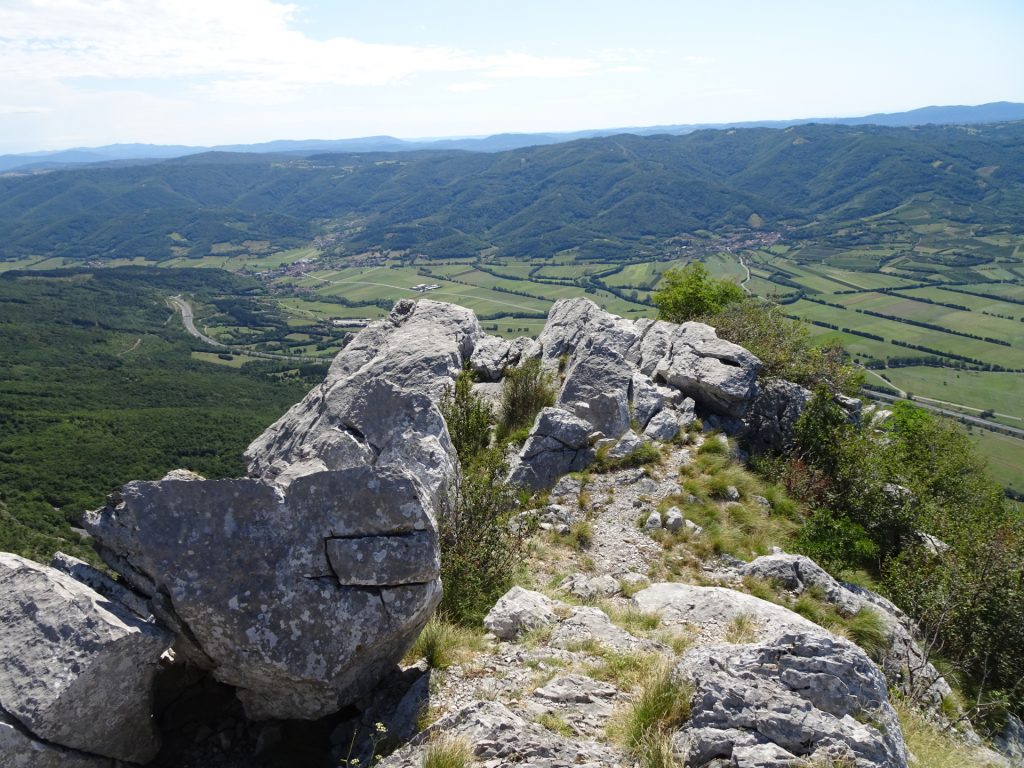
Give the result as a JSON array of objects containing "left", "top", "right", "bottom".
[
  {"left": 2, "top": 101, "right": 1022, "bottom": 174},
  {"left": 1, "top": 120, "right": 1022, "bottom": 263}
]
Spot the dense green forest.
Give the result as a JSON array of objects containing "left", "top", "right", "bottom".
[
  {"left": 1, "top": 121, "right": 1021, "bottom": 262},
  {"left": 0, "top": 268, "right": 320, "bottom": 562}
]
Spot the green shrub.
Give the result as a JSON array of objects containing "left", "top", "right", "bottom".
[
  {"left": 709, "top": 299, "right": 862, "bottom": 395},
  {"left": 496, "top": 358, "right": 556, "bottom": 440},
  {"left": 437, "top": 446, "right": 523, "bottom": 625},
  {"left": 439, "top": 368, "right": 493, "bottom": 466},
  {"left": 653, "top": 262, "right": 744, "bottom": 322}
]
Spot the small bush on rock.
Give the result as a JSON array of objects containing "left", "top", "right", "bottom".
[
  {"left": 439, "top": 369, "right": 493, "bottom": 465},
  {"left": 496, "top": 358, "right": 556, "bottom": 440},
  {"left": 437, "top": 446, "right": 522, "bottom": 625},
  {"left": 422, "top": 736, "right": 473, "bottom": 768}
]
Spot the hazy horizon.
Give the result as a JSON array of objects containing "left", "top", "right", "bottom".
[{"left": 2, "top": 0, "right": 1022, "bottom": 154}]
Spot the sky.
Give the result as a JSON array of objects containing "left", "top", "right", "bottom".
[{"left": 0, "top": 0, "right": 1022, "bottom": 154}]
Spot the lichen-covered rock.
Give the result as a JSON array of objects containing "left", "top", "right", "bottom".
[
  {"left": 677, "top": 633, "right": 909, "bottom": 768},
  {"left": 508, "top": 407, "right": 596, "bottom": 490},
  {"left": 0, "top": 553, "right": 171, "bottom": 763},
  {"left": 607, "top": 429, "right": 647, "bottom": 460},
  {"left": 741, "top": 553, "right": 952, "bottom": 707},
  {"left": 483, "top": 587, "right": 558, "bottom": 640},
  {"left": 550, "top": 606, "right": 664, "bottom": 654},
  {"left": 0, "top": 709, "right": 114, "bottom": 768},
  {"left": 740, "top": 553, "right": 863, "bottom": 616},
  {"left": 644, "top": 409, "right": 680, "bottom": 442},
  {"left": 86, "top": 466, "right": 442, "bottom": 721}
]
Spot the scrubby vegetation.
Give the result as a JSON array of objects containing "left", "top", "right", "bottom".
[
  {"left": 437, "top": 375, "right": 524, "bottom": 624},
  {"left": 495, "top": 357, "right": 556, "bottom": 441}
]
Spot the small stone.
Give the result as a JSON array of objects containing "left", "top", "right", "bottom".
[
  {"left": 483, "top": 587, "right": 558, "bottom": 641},
  {"left": 643, "top": 510, "right": 662, "bottom": 531},
  {"left": 724, "top": 485, "right": 741, "bottom": 501},
  {"left": 663, "top": 506, "right": 684, "bottom": 532}
]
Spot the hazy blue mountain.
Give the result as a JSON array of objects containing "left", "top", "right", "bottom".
[{"left": 2, "top": 102, "right": 1021, "bottom": 174}]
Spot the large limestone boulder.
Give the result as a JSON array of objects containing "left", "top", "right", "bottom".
[
  {"left": 84, "top": 300, "right": 486, "bottom": 721},
  {"left": 557, "top": 340, "right": 633, "bottom": 437},
  {"left": 627, "top": 317, "right": 761, "bottom": 417},
  {"left": 508, "top": 407, "right": 596, "bottom": 490},
  {"left": 742, "top": 378, "right": 812, "bottom": 452},
  {"left": 0, "top": 553, "right": 172, "bottom": 764},
  {"left": 632, "top": 582, "right": 825, "bottom": 643},
  {"left": 677, "top": 633, "right": 909, "bottom": 768},
  {"left": 742, "top": 553, "right": 952, "bottom": 706},
  {"left": 86, "top": 466, "right": 442, "bottom": 721},
  {"left": 246, "top": 298, "right": 481, "bottom": 496}
]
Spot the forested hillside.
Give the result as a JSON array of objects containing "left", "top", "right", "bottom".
[{"left": 1, "top": 122, "right": 1021, "bottom": 262}]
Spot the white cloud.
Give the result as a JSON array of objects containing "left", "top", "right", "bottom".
[
  {"left": 0, "top": 104, "right": 50, "bottom": 114},
  {"left": 0, "top": 0, "right": 602, "bottom": 88},
  {"left": 447, "top": 82, "right": 493, "bottom": 93}
]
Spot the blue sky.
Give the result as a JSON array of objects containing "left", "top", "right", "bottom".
[{"left": 0, "top": 0, "right": 1021, "bottom": 153}]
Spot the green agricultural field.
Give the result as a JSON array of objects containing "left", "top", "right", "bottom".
[
  {"left": 970, "top": 431, "right": 1024, "bottom": 496},
  {"left": 835, "top": 292, "right": 1024, "bottom": 348},
  {"left": 602, "top": 261, "right": 664, "bottom": 288},
  {"left": 879, "top": 367, "right": 1024, "bottom": 422}
]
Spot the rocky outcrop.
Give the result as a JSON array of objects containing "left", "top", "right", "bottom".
[
  {"left": 632, "top": 581, "right": 825, "bottom": 643},
  {"left": 469, "top": 335, "right": 539, "bottom": 381},
  {"left": 87, "top": 467, "right": 442, "bottom": 724},
  {"left": 378, "top": 700, "right": 624, "bottom": 768},
  {"left": 505, "top": 298, "right": 765, "bottom": 488},
  {"left": 82, "top": 300, "right": 485, "bottom": 721},
  {"left": 508, "top": 407, "right": 597, "bottom": 490},
  {"left": 0, "top": 553, "right": 172, "bottom": 764},
  {"left": 245, "top": 298, "right": 480, "bottom": 496},
  {"left": 677, "top": 633, "right": 909, "bottom": 768},
  {"left": 741, "top": 378, "right": 811, "bottom": 452},
  {"left": 742, "top": 553, "right": 952, "bottom": 706}
]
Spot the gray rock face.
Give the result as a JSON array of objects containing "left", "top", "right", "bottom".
[
  {"left": 377, "top": 700, "right": 624, "bottom": 768},
  {"left": 627, "top": 317, "right": 761, "bottom": 417},
  {"left": 558, "top": 573, "right": 620, "bottom": 602},
  {"left": 664, "top": 506, "right": 685, "bottom": 532},
  {"left": 644, "top": 409, "right": 680, "bottom": 442},
  {"left": 483, "top": 587, "right": 557, "bottom": 640},
  {"left": 550, "top": 606, "right": 664, "bottom": 654},
  {"left": 995, "top": 714, "right": 1024, "bottom": 766},
  {"left": 0, "top": 553, "right": 171, "bottom": 763},
  {"left": 741, "top": 553, "right": 863, "bottom": 616},
  {"left": 741, "top": 553, "right": 952, "bottom": 707},
  {"left": 86, "top": 466, "right": 442, "bottom": 721},
  {"left": 78, "top": 300, "right": 483, "bottom": 722},
  {"left": 540, "top": 299, "right": 761, "bottom": 418},
  {"left": 470, "top": 335, "right": 539, "bottom": 381},
  {"left": 558, "top": 341, "right": 633, "bottom": 437},
  {"left": 245, "top": 298, "right": 480, "bottom": 497},
  {"left": 508, "top": 407, "right": 596, "bottom": 490},
  {"left": 741, "top": 378, "right": 811, "bottom": 452},
  {"left": 677, "top": 633, "right": 909, "bottom": 768},
  {"left": 0, "top": 709, "right": 113, "bottom": 768},
  {"left": 632, "top": 582, "right": 824, "bottom": 643},
  {"left": 607, "top": 429, "right": 647, "bottom": 460}
]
